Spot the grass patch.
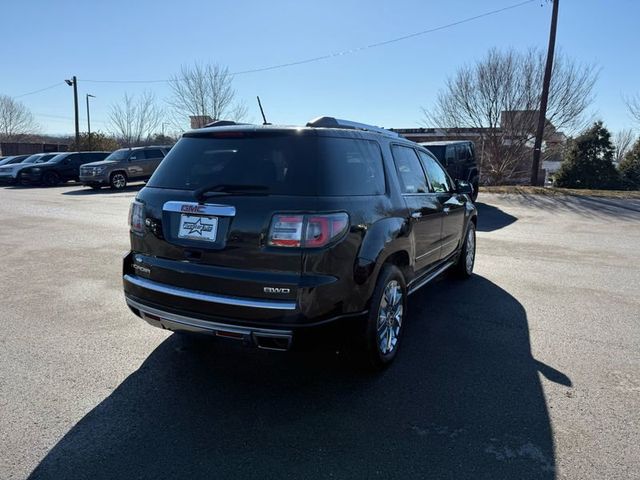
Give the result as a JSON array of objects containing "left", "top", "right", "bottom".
[{"left": 480, "top": 186, "right": 640, "bottom": 199}]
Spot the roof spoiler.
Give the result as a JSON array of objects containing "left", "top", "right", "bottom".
[
  {"left": 306, "top": 116, "right": 399, "bottom": 138},
  {"left": 203, "top": 120, "right": 252, "bottom": 128}
]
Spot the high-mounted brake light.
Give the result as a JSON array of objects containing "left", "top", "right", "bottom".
[
  {"left": 129, "top": 200, "right": 145, "bottom": 235},
  {"left": 268, "top": 213, "right": 349, "bottom": 248}
]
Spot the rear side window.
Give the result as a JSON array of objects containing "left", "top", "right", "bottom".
[
  {"left": 318, "top": 138, "right": 385, "bottom": 195},
  {"left": 145, "top": 148, "right": 164, "bottom": 159},
  {"left": 445, "top": 146, "right": 456, "bottom": 164},
  {"left": 456, "top": 144, "right": 472, "bottom": 161},
  {"left": 87, "top": 152, "right": 108, "bottom": 161},
  {"left": 391, "top": 145, "right": 429, "bottom": 194},
  {"left": 129, "top": 150, "right": 146, "bottom": 161},
  {"left": 147, "top": 134, "right": 385, "bottom": 196}
]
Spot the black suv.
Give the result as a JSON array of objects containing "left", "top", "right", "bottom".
[
  {"left": 20, "top": 151, "right": 110, "bottom": 186},
  {"left": 420, "top": 141, "right": 479, "bottom": 201},
  {"left": 123, "top": 117, "right": 477, "bottom": 367}
]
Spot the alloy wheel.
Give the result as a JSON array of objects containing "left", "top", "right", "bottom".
[
  {"left": 377, "top": 280, "right": 403, "bottom": 355},
  {"left": 112, "top": 173, "right": 126, "bottom": 189},
  {"left": 465, "top": 226, "right": 476, "bottom": 274}
]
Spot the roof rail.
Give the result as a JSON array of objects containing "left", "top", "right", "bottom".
[{"left": 306, "top": 116, "right": 399, "bottom": 138}]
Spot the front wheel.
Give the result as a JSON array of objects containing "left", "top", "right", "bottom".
[
  {"left": 110, "top": 172, "right": 127, "bottom": 190},
  {"left": 363, "top": 264, "right": 407, "bottom": 369},
  {"left": 453, "top": 222, "right": 476, "bottom": 279}
]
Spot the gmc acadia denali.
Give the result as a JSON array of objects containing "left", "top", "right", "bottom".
[{"left": 123, "top": 117, "right": 477, "bottom": 367}]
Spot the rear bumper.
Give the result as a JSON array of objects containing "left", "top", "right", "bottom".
[
  {"left": 126, "top": 296, "right": 294, "bottom": 351},
  {"left": 124, "top": 274, "right": 297, "bottom": 311}
]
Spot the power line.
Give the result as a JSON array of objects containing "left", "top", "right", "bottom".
[
  {"left": 81, "top": 0, "right": 537, "bottom": 84},
  {"left": 232, "top": 0, "right": 538, "bottom": 75},
  {"left": 14, "top": 82, "right": 66, "bottom": 98}
]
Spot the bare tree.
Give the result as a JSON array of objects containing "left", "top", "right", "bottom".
[
  {"left": 613, "top": 128, "right": 635, "bottom": 165},
  {"left": 422, "top": 48, "right": 597, "bottom": 184},
  {"left": 625, "top": 94, "right": 640, "bottom": 126},
  {"left": 108, "top": 92, "right": 163, "bottom": 147},
  {"left": 0, "top": 94, "right": 38, "bottom": 141},
  {"left": 168, "top": 63, "right": 247, "bottom": 129}
]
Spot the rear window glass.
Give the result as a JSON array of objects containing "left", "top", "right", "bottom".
[{"left": 147, "top": 134, "right": 385, "bottom": 196}]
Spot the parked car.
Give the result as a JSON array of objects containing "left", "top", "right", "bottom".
[
  {"left": 0, "top": 155, "right": 32, "bottom": 167},
  {"left": 80, "top": 146, "right": 172, "bottom": 190},
  {"left": 0, "top": 153, "right": 59, "bottom": 185},
  {"left": 123, "top": 117, "right": 477, "bottom": 368},
  {"left": 20, "top": 151, "right": 110, "bottom": 186},
  {"left": 420, "top": 141, "right": 479, "bottom": 202}
]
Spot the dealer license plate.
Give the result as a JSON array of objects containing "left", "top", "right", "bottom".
[{"left": 178, "top": 214, "right": 218, "bottom": 242}]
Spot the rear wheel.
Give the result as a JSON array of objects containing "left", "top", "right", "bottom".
[
  {"left": 363, "top": 264, "right": 407, "bottom": 369},
  {"left": 110, "top": 172, "right": 127, "bottom": 190},
  {"left": 453, "top": 222, "right": 476, "bottom": 279},
  {"left": 43, "top": 171, "right": 60, "bottom": 187}
]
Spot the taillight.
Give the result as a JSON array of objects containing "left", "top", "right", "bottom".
[
  {"left": 129, "top": 200, "right": 145, "bottom": 235},
  {"left": 268, "top": 213, "right": 349, "bottom": 248}
]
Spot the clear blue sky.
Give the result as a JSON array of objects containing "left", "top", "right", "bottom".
[{"left": 2, "top": 0, "right": 639, "bottom": 136}]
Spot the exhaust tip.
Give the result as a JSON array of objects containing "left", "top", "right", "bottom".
[{"left": 253, "top": 333, "right": 292, "bottom": 351}]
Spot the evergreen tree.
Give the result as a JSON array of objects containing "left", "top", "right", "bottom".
[
  {"left": 554, "top": 121, "right": 621, "bottom": 189},
  {"left": 619, "top": 138, "right": 640, "bottom": 190}
]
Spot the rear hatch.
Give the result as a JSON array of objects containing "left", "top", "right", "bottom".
[{"left": 129, "top": 129, "right": 384, "bottom": 308}]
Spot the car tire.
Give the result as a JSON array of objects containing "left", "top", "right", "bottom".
[
  {"left": 453, "top": 222, "right": 476, "bottom": 279},
  {"left": 363, "top": 264, "right": 407, "bottom": 369},
  {"left": 43, "top": 171, "right": 60, "bottom": 187},
  {"left": 110, "top": 172, "right": 127, "bottom": 190}
]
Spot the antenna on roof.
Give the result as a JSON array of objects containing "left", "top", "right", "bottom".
[{"left": 257, "top": 96, "right": 270, "bottom": 125}]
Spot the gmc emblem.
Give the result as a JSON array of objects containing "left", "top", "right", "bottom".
[
  {"left": 181, "top": 205, "right": 206, "bottom": 213},
  {"left": 264, "top": 287, "right": 291, "bottom": 294}
]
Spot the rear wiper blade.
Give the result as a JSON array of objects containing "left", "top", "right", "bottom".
[{"left": 194, "top": 184, "right": 269, "bottom": 200}]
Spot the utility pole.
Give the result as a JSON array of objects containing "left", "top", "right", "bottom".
[
  {"left": 86, "top": 94, "right": 95, "bottom": 150},
  {"left": 65, "top": 76, "right": 80, "bottom": 151},
  {"left": 531, "top": 0, "right": 559, "bottom": 186}
]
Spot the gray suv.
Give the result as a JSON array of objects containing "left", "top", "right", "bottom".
[{"left": 79, "top": 146, "right": 172, "bottom": 190}]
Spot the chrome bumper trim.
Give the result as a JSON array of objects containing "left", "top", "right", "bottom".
[
  {"left": 125, "top": 297, "right": 293, "bottom": 349},
  {"left": 124, "top": 274, "right": 297, "bottom": 310}
]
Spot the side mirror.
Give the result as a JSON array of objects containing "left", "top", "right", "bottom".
[{"left": 456, "top": 179, "right": 473, "bottom": 196}]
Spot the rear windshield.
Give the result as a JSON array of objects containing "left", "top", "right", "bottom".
[{"left": 147, "top": 133, "right": 386, "bottom": 196}]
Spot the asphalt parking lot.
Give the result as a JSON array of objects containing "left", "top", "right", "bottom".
[{"left": 1, "top": 184, "right": 639, "bottom": 480}]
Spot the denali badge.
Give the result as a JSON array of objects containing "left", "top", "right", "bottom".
[
  {"left": 264, "top": 287, "right": 290, "bottom": 294},
  {"left": 132, "top": 263, "right": 151, "bottom": 275}
]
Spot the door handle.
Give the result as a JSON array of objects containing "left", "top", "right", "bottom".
[
  {"left": 411, "top": 211, "right": 422, "bottom": 219},
  {"left": 443, "top": 207, "right": 450, "bottom": 215}
]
